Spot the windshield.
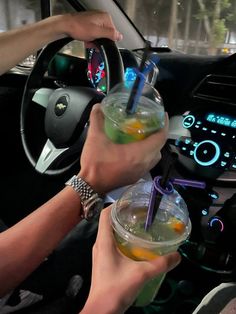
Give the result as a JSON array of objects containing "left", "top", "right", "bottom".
[{"left": 116, "top": 0, "right": 236, "bottom": 56}]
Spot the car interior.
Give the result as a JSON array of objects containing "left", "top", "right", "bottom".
[{"left": 1, "top": 0, "right": 236, "bottom": 313}]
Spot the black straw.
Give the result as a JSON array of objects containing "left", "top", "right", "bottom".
[
  {"left": 150, "top": 153, "right": 178, "bottom": 225},
  {"left": 125, "top": 41, "right": 151, "bottom": 114}
]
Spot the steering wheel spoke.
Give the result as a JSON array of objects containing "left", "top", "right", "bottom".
[
  {"left": 32, "top": 88, "right": 55, "bottom": 108},
  {"left": 35, "top": 139, "right": 68, "bottom": 173}
]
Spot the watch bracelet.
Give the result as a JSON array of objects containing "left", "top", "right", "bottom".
[{"left": 65, "top": 175, "right": 103, "bottom": 220}]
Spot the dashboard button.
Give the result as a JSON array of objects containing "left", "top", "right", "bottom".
[
  {"left": 208, "top": 217, "right": 224, "bottom": 233},
  {"left": 182, "top": 115, "right": 195, "bottom": 128},
  {"left": 230, "top": 163, "right": 236, "bottom": 170},
  {"left": 193, "top": 140, "right": 220, "bottom": 166}
]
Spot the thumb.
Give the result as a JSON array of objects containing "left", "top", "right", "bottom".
[{"left": 138, "top": 112, "right": 169, "bottom": 152}]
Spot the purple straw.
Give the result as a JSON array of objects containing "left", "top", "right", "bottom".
[
  {"left": 172, "top": 178, "right": 206, "bottom": 189},
  {"left": 145, "top": 177, "right": 173, "bottom": 230},
  {"left": 145, "top": 176, "right": 206, "bottom": 230}
]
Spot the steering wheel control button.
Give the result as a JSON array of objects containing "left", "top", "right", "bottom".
[
  {"left": 193, "top": 140, "right": 220, "bottom": 167},
  {"left": 182, "top": 115, "right": 195, "bottom": 128}
]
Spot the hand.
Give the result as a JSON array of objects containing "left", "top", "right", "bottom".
[
  {"left": 61, "top": 11, "right": 123, "bottom": 43},
  {"left": 79, "top": 104, "right": 169, "bottom": 194},
  {"left": 81, "top": 206, "right": 181, "bottom": 314}
]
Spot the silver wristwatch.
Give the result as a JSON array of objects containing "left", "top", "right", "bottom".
[{"left": 65, "top": 175, "right": 104, "bottom": 220}]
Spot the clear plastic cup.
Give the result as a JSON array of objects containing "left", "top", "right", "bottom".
[
  {"left": 110, "top": 181, "right": 191, "bottom": 307},
  {"left": 101, "top": 81, "right": 165, "bottom": 143}
]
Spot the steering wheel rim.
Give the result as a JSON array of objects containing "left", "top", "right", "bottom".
[{"left": 20, "top": 37, "right": 124, "bottom": 175}]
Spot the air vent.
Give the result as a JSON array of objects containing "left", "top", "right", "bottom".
[{"left": 193, "top": 74, "right": 236, "bottom": 105}]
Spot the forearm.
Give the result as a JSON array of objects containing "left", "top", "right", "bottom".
[
  {"left": 0, "top": 14, "right": 70, "bottom": 75},
  {"left": 0, "top": 186, "right": 82, "bottom": 297}
]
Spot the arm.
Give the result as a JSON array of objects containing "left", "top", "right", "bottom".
[
  {"left": 0, "top": 104, "right": 168, "bottom": 297},
  {"left": 0, "top": 11, "right": 122, "bottom": 75},
  {"left": 0, "top": 187, "right": 82, "bottom": 297},
  {"left": 80, "top": 206, "right": 181, "bottom": 314}
]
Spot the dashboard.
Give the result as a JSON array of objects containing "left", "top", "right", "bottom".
[
  {"left": 86, "top": 47, "right": 236, "bottom": 185},
  {"left": 169, "top": 108, "right": 236, "bottom": 182},
  {"left": 86, "top": 48, "right": 158, "bottom": 92}
]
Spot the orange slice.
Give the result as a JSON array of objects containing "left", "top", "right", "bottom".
[
  {"left": 130, "top": 247, "right": 159, "bottom": 261},
  {"left": 169, "top": 217, "right": 185, "bottom": 235},
  {"left": 122, "top": 119, "right": 146, "bottom": 140}
]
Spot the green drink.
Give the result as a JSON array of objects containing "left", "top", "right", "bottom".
[
  {"left": 110, "top": 181, "right": 191, "bottom": 307},
  {"left": 101, "top": 82, "right": 165, "bottom": 144}
]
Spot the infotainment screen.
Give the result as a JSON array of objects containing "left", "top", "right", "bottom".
[{"left": 206, "top": 113, "right": 236, "bottom": 129}]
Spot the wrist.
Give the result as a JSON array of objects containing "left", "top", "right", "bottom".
[
  {"left": 52, "top": 13, "right": 77, "bottom": 39},
  {"left": 40, "top": 14, "right": 72, "bottom": 42},
  {"left": 80, "top": 294, "right": 126, "bottom": 314},
  {"left": 78, "top": 169, "right": 104, "bottom": 195},
  {"left": 66, "top": 175, "right": 104, "bottom": 220}
]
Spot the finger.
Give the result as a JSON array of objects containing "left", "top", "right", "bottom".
[
  {"left": 99, "top": 13, "right": 123, "bottom": 41},
  {"left": 96, "top": 205, "right": 114, "bottom": 244},
  {"left": 101, "top": 11, "right": 116, "bottom": 28},
  {"left": 92, "top": 25, "right": 123, "bottom": 41},
  {"left": 88, "top": 104, "right": 105, "bottom": 136},
  {"left": 148, "top": 252, "right": 181, "bottom": 277},
  {"left": 133, "top": 112, "right": 169, "bottom": 152},
  {"left": 103, "top": 28, "right": 123, "bottom": 41}
]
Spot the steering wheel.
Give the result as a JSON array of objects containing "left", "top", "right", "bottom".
[{"left": 20, "top": 38, "right": 124, "bottom": 175}]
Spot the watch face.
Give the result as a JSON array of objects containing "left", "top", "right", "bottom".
[{"left": 85, "top": 198, "right": 104, "bottom": 220}]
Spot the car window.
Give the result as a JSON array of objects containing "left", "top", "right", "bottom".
[
  {"left": 0, "top": 0, "right": 41, "bottom": 67},
  {"left": 51, "top": 0, "right": 85, "bottom": 59},
  {"left": 116, "top": 0, "right": 236, "bottom": 56},
  {"left": 0, "top": 0, "right": 85, "bottom": 70},
  {"left": 0, "top": 0, "right": 41, "bottom": 31}
]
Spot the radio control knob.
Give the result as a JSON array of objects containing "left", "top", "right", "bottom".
[{"left": 193, "top": 140, "right": 220, "bottom": 166}]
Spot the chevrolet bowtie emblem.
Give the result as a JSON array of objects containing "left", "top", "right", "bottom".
[
  {"left": 54, "top": 95, "right": 69, "bottom": 116},
  {"left": 56, "top": 103, "right": 67, "bottom": 110}
]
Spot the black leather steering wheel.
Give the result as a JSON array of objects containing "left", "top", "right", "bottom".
[{"left": 20, "top": 38, "right": 124, "bottom": 175}]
